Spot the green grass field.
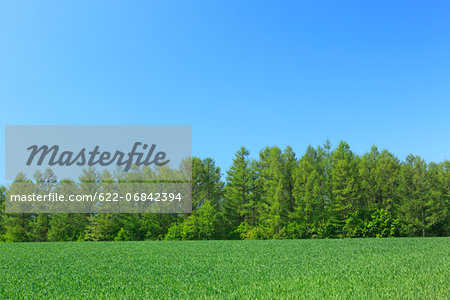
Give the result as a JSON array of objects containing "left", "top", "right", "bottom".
[{"left": 0, "top": 238, "right": 448, "bottom": 299}]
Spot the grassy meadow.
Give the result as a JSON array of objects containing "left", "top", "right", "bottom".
[{"left": 0, "top": 238, "right": 448, "bottom": 299}]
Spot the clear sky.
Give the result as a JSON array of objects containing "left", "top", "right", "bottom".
[{"left": 1, "top": 1, "right": 449, "bottom": 183}]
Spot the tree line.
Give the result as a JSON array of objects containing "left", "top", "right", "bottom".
[{"left": 0, "top": 140, "right": 448, "bottom": 242}]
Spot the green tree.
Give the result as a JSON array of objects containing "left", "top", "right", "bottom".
[
  {"left": 364, "top": 209, "right": 398, "bottom": 238},
  {"left": 223, "top": 147, "right": 254, "bottom": 237},
  {"left": 4, "top": 173, "right": 33, "bottom": 242},
  {"left": 374, "top": 150, "right": 401, "bottom": 217},
  {"left": 329, "top": 141, "right": 357, "bottom": 237},
  {"left": 201, "top": 158, "right": 224, "bottom": 210},
  {"left": 399, "top": 155, "right": 429, "bottom": 237},
  {"left": 291, "top": 145, "right": 327, "bottom": 238},
  {"left": 47, "top": 179, "right": 87, "bottom": 241},
  {"left": 424, "top": 162, "right": 449, "bottom": 236},
  {"left": 29, "top": 169, "right": 57, "bottom": 242},
  {"left": 0, "top": 186, "right": 5, "bottom": 241},
  {"left": 165, "top": 201, "right": 217, "bottom": 240},
  {"left": 257, "top": 146, "right": 290, "bottom": 238}
]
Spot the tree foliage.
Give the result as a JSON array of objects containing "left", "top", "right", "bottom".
[{"left": 1, "top": 141, "right": 448, "bottom": 242}]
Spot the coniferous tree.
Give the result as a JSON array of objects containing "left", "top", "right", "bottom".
[
  {"left": 223, "top": 147, "right": 252, "bottom": 235},
  {"left": 257, "top": 146, "right": 289, "bottom": 238},
  {"left": 358, "top": 146, "right": 380, "bottom": 214},
  {"left": 329, "top": 141, "right": 357, "bottom": 237},
  {"left": 0, "top": 186, "right": 5, "bottom": 240},
  {"left": 374, "top": 150, "right": 401, "bottom": 217},
  {"left": 291, "top": 145, "right": 326, "bottom": 238},
  {"left": 399, "top": 155, "right": 429, "bottom": 237},
  {"left": 423, "top": 162, "right": 448, "bottom": 236},
  {"left": 47, "top": 179, "right": 86, "bottom": 241},
  {"left": 29, "top": 169, "right": 56, "bottom": 242},
  {"left": 201, "top": 158, "right": 224, "bottom": 210},
  {"left": 4, "top": 173, "right": 33, "bottom": 242},
  {"left": 165, "top": 158, "right": 224, "bottom": 240},
  {"left": 1, "top": 141, "right": 449, "bottom": 242}
]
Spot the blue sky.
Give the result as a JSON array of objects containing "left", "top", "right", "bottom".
[{"left": 1, "top": 1, "right": 449, "bottom": 183}]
